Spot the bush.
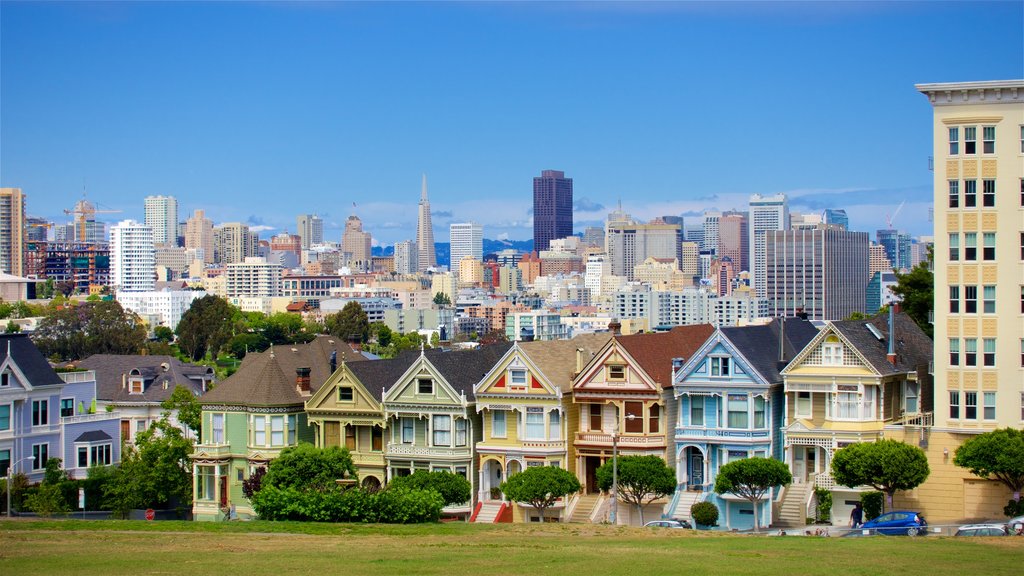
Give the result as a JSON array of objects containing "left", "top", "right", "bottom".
[
  {"left": 1005, "top": 498, "right": 1024, "bottom": 518},
  {"left": 691, "top": 501, "right": 719, "bottom": 526},
  {"left": 387, "top": 470, "right": 470, "bottom": 507},
  {"left": 1, "top": 473, "right": 30, "bottom": 514},
  {"left": 251, "top": 484, "right": 444, "bottom": 523},
  {"left": 814, "top": 487, "right": 833, "bottom": 522},
  {"left": 24, "top": 484, "right": 71, "bottom": 517},
  {"left": 861, "top": 491, "right": 883, "bottom": 521}
]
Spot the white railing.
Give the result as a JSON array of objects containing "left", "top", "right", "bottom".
[
  {"left": 897, "top": 411, "right": 934, "bottom": 427},
  {"left": 521, "top": 440, "right": 566, "bottom": 450},
  {"left": 589, "top": 493, "right": 608, "bottom": 523},
  {"left": 58, "top": 370, "right": 96, "bottom": 384},
  {"left": 576, "top": 432, "right": 665, "bottom": 446},
  {"left": 675, "top": 427, "right": 770, "bottom": 439},
  {"left": 385, "top": 443, "right": 467, "bottom": 458},
  {"left": 813, "top": 472, "right": 835, "bottom": 491},
  {"left": 62, "top": 412, "right": 120, "bottom": 424},
  {"left": 564, "top": 492, "right": 581, "bottom": 520}
]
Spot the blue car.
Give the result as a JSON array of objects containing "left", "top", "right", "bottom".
[{"left": 861, "top": 511, "right": 928, "bottom": 536}]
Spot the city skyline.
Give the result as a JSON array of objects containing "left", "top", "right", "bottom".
[{"left": 1, "top": 2, "right": 1022, "bottom": 245}]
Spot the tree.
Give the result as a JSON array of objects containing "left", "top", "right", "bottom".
[
  {"left": 388, "top": 470, "right": 471, "bottom": 507},
  {"left": 104, "top": 416, "right": 193, "bottom": 515},
  {"left": 23, "top": 458, "right": 72, "bottom": 517},
  {"left": 831, "top": 440, "right": 929, "bottom": 511},
  {"left": 262, "top": 444, "right": 357, "bottom": 492},
  {"left": 154, "top": 326, "right": 175, "bottom": 342},
  {"left": 713, "top": 457, "right": 792, "bottom": 532},
  {"left": 160, "top": 385, "right": 202, "bottom": 438},
  {"left": 500, "top": 466, "right": 580, "bottom": 521},
  {"left": 32, "top": 300, "right": 147, "bottom": 361},
  {"left": 175, "top": 295, "right": 236, "bottom": 361},
  {"left": 325, "top": 301, "right": 369, "bottom": 343},
  {"left": 242, "top": 466, "right": 267, "bottom": 500},
  {"left": 369, "top": 322, "right": 393, "bottom": 347},
  {"left": 433, "top": 292, "right": 451, "bottom": 307},
  {"left": 889, "top": 248, "right": 933, "bottom": 338},
  {"left": 953, "top": 427, "right": 1024, "bottom": 505},
  {"left": 596, "top": 455, "right": 676, "bottom": 525}
]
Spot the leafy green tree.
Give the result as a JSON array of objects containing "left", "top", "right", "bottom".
[
  {"left": 596, "top": 455, "right": 676, "bottom": 524},
  {"left": 227, "top": 332, "right": 269, "bottom": 359},
  {"left": 24, "top": 458, "right": 72, "bottom": 517},
  {"left": 433, "top": 292, "right": 451, "bottom": 307},
  {"left": 388, "top": 470, "right": 471, "bottom": 507},
  {"left": 32, "top": 300, "right": 147, "bottom": 361},
  {"left": 104, "top": 416, "right": 193, "bottom": 515},
  {"left": 889, "top": 249, "right": 933, "bottom": 338},
  {"left": 500, "top": 465, "right": 581, "bottom": 521},
  {"left": 175, "top": 295, "right": 236, "bottom": 361},
  {"left": 0, "top": 302, "right": 13, "bottom": 319},
  {"left": 713, "top": 457, "right": 792, "bottom": 532},
  {"left": 262, "top": 444, "right": 358, "bottom": 492},
  {"left": 370, "top": 322, "right": 393, "bottom": 347},
  {"left": 160, "top": 385, "right": 202, "bottom": 438},
  {"left": 325, "top": 301, "right": 369, "bottom": 343},
  {"left": 953, "top": 427, "right": 1024, "bottom": 506},
  {"left": 831, "top": 440, "right": 929, "bottom": 511},
  {"left": 154, "top": 326, "right": 175, "bottom": 342}
]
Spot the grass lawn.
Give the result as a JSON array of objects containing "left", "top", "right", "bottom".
[{"left": 1, "top": 519, "right": 1021, "bottom": 575}]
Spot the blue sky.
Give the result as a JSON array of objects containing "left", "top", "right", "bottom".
[{"left": 2, "top": 1, "right": 1022, "bottom": 245}]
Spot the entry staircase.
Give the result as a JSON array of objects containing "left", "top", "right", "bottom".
[
  {"left": 569, "top": 493, "right": 603, "bottom": 523},
  {"left": 774, "top": 482, "right": 812, "bottom": 528},
  {"left": 473, "top": 501, "right": 505, "bottom": 523},
  {"left": 667, "top": 490, "right": 704, "bottom": 522}
]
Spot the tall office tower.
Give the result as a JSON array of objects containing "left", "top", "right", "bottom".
[
  {"left": 605, "top": 210, "right": 681, "bottom": 280},
  {"left": 341, "top": 215, "right": 372, "bottom": 272},
  {"left": 296, "top": 214, "right": 324, "bottom": 250},
  {"left": 416, "top": 174, "right": 437, "bottom": 272},
  {"left": 582, "top": 226, "right": 605, "bottom": 249},
  {"left": 394, "top": 240, "right": 418, "bottom": 275},
  {"left": 144, "top": 195, "right": 178, "bottom": 245},
  {"left": 109, "top": 219, "right": 155, "bottom": 292},
  {"left": 26, "top": 216, "right": 50, "bottom": 242},
  {"left": 822, "top": 208, "right": 849, "bottom": 230},
  {"left": 876, "top": 228, "right": 912, "bottom": 272},
  {"left": 701, "top": 211, "right": 721, "bottom": 254},
  {"left": 449, "top": 222, "right": 483, "bottom": 277},
  {"left": 717, "top": 212, "right": 749, "bottom": 273},
  {"left": 214, "top": 222, "right": 257, "bottom": 265},
  {"left": 749, "top": 194, "right": 789, "bottom": 296},
  {"left": 532, "top": 169, "right": 573, "bottom": 252},
  {"left": 918, "top": 80, "right": 1023, "bottom": 441},
  {"left": 0, "top": 188, "right": 26, "bottom": 276},
  {"left": 764, "top": 224, "right": 869, "bottom": 320},
  {"left": 679, "top": 241, "right": 700, "bottom": 280},
  {"left": 868, "top": 242, "right": 893, "bottom": 276},
  {"left": 185, "top": 209, "right": 215, "bottom": 264}
]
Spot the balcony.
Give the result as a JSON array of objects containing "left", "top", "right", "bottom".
[
  {"left": 192, "top": 443, "right": 232, "bottom": 459},
  {"left": 62, "top": 411, "right": 120, "bottom": 425},
  {"left": 674, "top": 427, "right": 771, "bottom": 440},
  {"left": 574, "top": 432, "right": 666, "bottom": 448},
  {"left": 59, "top": 370, "right": 96, "bottom": 384},
  {"left": 520, "top": 439, "right": 567, "bottom": 451},
  {"left": 386, "top": 443, "right": 470, "bottom": 459}
]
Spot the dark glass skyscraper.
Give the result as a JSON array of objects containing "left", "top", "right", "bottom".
[{"left": 532, "top": 169, "right": 573, "bottom": 252}]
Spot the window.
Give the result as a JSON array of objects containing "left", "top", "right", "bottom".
[
  {"left": 983, "top": 233, "right": 995, "bottom": 260},
  {"left": 549, "top": 410, "right": 561, "bottom": 440},
  {"left": 371, "top": 426, "right": 383, "bottom": 451},
  {"left": 822, "top": 335, "right": 843, "bottom": 365},
  {"left": 796, "top": 392, "right": 811, "bottom": 418},
  {"left": 288, "top": 415, "right": 296, "bottom": 445},
  {"left": 60, "top": 398, "right": 74, "bottom": 418},
  {"left": 524, "top": 407, "right": 544, "bottom": 439},
  {"left": 949, "top": 285, "right": 960, "bottom": 313},
  {"left": 129, "top": 378, "right": 144, "bottom": 394},
  {"left": 1021, "top": 339, "right": 1024, "bottom": 368},
  {"left": 455, "top": 418, "right": 468, "bottom": 447},
  {"left": 949, "top": 391, "right": 960, "bottom": 419},
  {"left": 0, "top": 404, "right": 9, "bottom": 431},
  {"left": 78, "top": 444, "right": 111, "bottom": 468},
  {"left": 753, "top": 397, "right": 766, "bottom": 428},
  {"left": 964, "top": 180, "right": 977, "bottom": 208},
  {"left": 271, "top": 416, "right": 284, "bottom": 447},
  {"left": 78, "top": 446, "right": 89, "bottom": 468},
  {"left": 949, "top": 338, "right": 960, "bottom": 366},
  {"left": 1021, "top": 233, "right": 1024, "bottom": 260},
  {"left": 589, "top": 404, "right": 602, "bottom": 431},
  {"left": 509, "top": 369, "right": 527, "bottom": 389},
  {"left": 905, "top": 381, "right": 919, "bottom": 414},
  {"left": 982, "top": 126, "right": 995, "bottom": 154},
  {"left": 948, "top": 180, "right": 959, "bottom": 208},
  {"left": 690, "top": 398, "right": 705, "bottom": 426},
  {"left": 32, "top": 443, "right": 48, "bottom": 470},
  {"left": 1020, "top": 125, "right": 1024, "bottom": 153},
  {"left": 965, "top": 391, "right": 978, "bottom": 420},
  {"left": 212, "top": 413, "right": 224, "bottom": 443},
  {"left": 983, "top": 392, "right": 996, "bottom": 420},
  {"left": 949, "top": 233, "right": 959, "bottom": 261},
  {"left": 625, "top": 402, "right": 643, "bottom": 433},
  {"left": 727, "top": 394, "right": 748, "bottom": 428},
  {"left": 137, "top": 420, "right": 146, "bottom": 434},
  {"left": 649, "top": 404, "right": 660, "bottom": 433},
  {"left": 964, "top": 232, "right": 977, "bottom": 260},
  {"left": 345, "top": 425, "right": 356, "bottom": 450},
  {"left": 254, "top": 416, "right": 266, "bottom": 446},
  {"left": 417, "top": 378, "right": 433, "bottom": 395},
  {"left": 965, "top": 285, "right": 977, "bottom": 313},
  {"left": 983, "top": 285, "right": 996, "bottom": 314},
  {"left": 983, "top": 338, "right": 996, "bottom": 366},
  {"left": 983, "top": 180, "right": 995, "bottom": 207},
  {"left": 965, "top": 338, "right": 977, "bottom": 366},
  {"left": 710, "top": 356, "right": 731, "bottom": 377},
  {"left": 949, "top": 127, "right": 959, "bottom": 155},
  {"left": 491, "top": 410, "right": 506, "bottom": 438},
  {"left": 834, "top": 391, "right": 859, "bottom": 419},
  {"left": 0, "top": 450, "right": 8, "bottom": 478},
  {"left": 401, "top": 417, "right": 414, "bottom": 443},
  {"left": 608, "top": 365, "right": 625, "bottom": 380},
  {"left": 32, "top": 399, "right": 48, "bottom": 426},
  {"left": 432, "top": 415, "right": 451, "bottom": 446},
  {"left": 338, "top": 387, "right": 353, "bottom": 401},
  {"left": 964, "top": 126, "right": 976, "bottom": 154},
  {"left": 0, "top": 372, "right": 8, "bottom": 387}
]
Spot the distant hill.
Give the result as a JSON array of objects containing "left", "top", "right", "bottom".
[{"left": 372, "top": 239, "right": 534, "bottom": 268}]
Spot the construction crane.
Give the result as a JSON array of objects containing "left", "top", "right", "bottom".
[
  {"left": 64, "top": 197, "right": 122, "bottom": 243},
  {"left": 885, "top": 200, "right": 905, "bottom": 230}
]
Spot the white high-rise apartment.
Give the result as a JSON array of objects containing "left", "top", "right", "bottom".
[
  {"left": 296, "top": 214, "right": 324, "bottom": 250},
  {"left": 394, "top": 240, "right": 418, "bottom": 275},
  {"left": 748, "top": 193, "right": 789, "bottom": 296},
  {"left": 701, "top": 211, "right": 721, "bottom": 254},
  {"left": 449, "top": 222, "right": 483, "bottom": 276},
  {"left": 225, "top": 257, "right": 282, "bottom": 298},
  {"left": 144, "top": 195, "right": 179, "bottom": 246},
  {"left": 109, "top": 219, "right": 155, "bottom": 292}
]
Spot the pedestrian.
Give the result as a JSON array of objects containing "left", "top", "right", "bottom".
[{"left": 850, "top": 502, "right": 863, "bottom": 529}]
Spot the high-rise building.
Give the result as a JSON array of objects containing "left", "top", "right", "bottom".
[
  {"left": 449, "top": 222, "right": 483, "bottom": 277},
  {"left": 394, "top": 240, "right": 417, "bottom": 275},
  {"left": 869, "top": 242, "right": 893, "bottom": 277},
  {"left": 296, "top": 214, "right": 324, "bottom": 250},
  {"left": 144, "top": 195, "right": 178, "bottom": 245},
  {"left": 701, "top": 211, "right": 721, "bottom": 254},
  {"left": 605, "top": 210, "right": 681, "bottom": 280},
  {"left": 532, "top": 169, "right": 573, "bottom": 252},
  {"left": 0, "top": 187, "right": 26, "bottom": 276},
  {"left": 26, "top": 216, "right": 50, "bottom": 242},
  {"left": 822, "top": 208, "right": 849, "bottom": 230},
  {"left": 764, "top": 224, "right": 869, "bottom": 320},
  {"left": 185, "top": 209, "right": 215, "bottom": 264},
  {"left": 416, "top": 174, "right": 437, "bottom": 272},
  {"left": 876, "top": 228, "right": 912, "bottom": 272},
  {"left": 582, "top": 226, "right": 604, "bottom": 249},
  {"left": 225, "top": 257, "right": 282, "bottom": 298},
  {"left": 717, "top": 212, "right": 749, "bottom": 274},
  {"left": 748, "top": 194, "right": 789, "bottom": 296},
  {"left": 109, "top": 219, "right": 155, "bottom": 292},
  {"left": 214, "top": 222, "right": 258, "bottom": 265},
  {"left": 341, "top": 215, "right": 372, "bottom": 272}
]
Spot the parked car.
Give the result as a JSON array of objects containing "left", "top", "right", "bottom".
[
  {"left": 954, "top": 523, "right": 1011, "bottom": 537},
  {"left": 860, "top": 511, "right": 928, "bottom": 536},
  {"left": 645, "top": 519, "right": 693, "bottom": 529}
]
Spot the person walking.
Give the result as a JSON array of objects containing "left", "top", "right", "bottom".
[{"left": 850, "top": 502, "right": 864, "bottom": 529}]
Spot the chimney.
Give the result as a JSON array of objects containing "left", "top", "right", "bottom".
[
  {"left": 576, "top": 348, "right": 585, "bottom": 374},
  {"left": 608, "top": 318, "right": 622, "bottom": 336},
  {"left": 886, "top": 306, "right": 897, "bottom": 366},
  {"left": 330, "top": 350, "right": 338, "bottom": 373},
  {"left": 778, "top": 317, "right": 786, "bottom": 363},
  {"left": 296, "top": 367, "right": 311, "bottom": 394}
]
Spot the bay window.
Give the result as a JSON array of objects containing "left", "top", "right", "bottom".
[
  {"left": 727, "top": 394, "right": 748, "bottom": 428},
  {"left": 432, "top": 415, "right": 451, "bottom": 446},
  {"left": 548, "top": 411, "right": 561, "bottom": 440},
  {"left": 524, "top": 407, "right": 544, "bottom": 439}
]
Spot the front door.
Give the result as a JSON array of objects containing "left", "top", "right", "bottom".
[
  {"left": 793, "top": 448, "right": 805, "bottom": 483},
  {"left": 806, "top": 448, "right": 817, "bottom": 482},
  {"left": 689, "top": 452, "right": 704, "bottom": 489},
  {"left": 585, "top": 456, "right": 601, "bottom": 493},
  {"left": 120, "top": 420, "right": 130, "bottom": 444}
]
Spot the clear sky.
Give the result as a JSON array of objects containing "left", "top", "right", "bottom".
[{"left": 2, "top": 1, "right": 1022, "bottom": 246}]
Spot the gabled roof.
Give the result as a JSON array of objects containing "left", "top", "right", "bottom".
[
  {"left": 829, "top": 311, "right": 932, "bottom": 375},
  {"left": 1, "top": 334, "right": 64, "bottom": 387},
  {"left": 615, "top": 325, "right": 715, "bottom": 388},
  {"left": 423, "top": 342, "right": 513, "bottom": 397},
  {"left": 347, "top": 353, "right": 420, "bottom": 403},
  {"left": 519, "top": 333, "right": 611, "bottom": 392},
  {"left": 74, "top": 354, "right": 214, "bottom": 403},
  {"left": 720, "top": 318, "right": 820, "bottom": 383}
]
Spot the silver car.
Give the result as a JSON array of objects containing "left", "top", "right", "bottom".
[{"left": 954, "top": 523, "right": 1011, "bottom": 537}]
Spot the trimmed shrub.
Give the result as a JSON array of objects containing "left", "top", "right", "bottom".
[
  {"left": 251, "top": 485, "right": 443, "bottom": 523},
  {"left": 691, "top": 501, "right": 719, "bottom": 526},
  {"left": 861, "top": 491, "right": 883, "bottom": 521}
]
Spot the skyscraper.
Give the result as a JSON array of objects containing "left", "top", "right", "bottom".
[
  {"left": 416, "top": 174, "right": 437, "bottom": 272},
  {"left": 185, "top": 209, "right": 215, "bottom": 264},
  {"left": 449, "top": 222, "right": 483, "bottom": 277},
  {"left": 0, "top": 187, "right": 26, "bottom": 276},
  {"left": 144, "top": 195, "right": 178, "bottom": 246},
  {"left": 748, "top": 193, "right": 789, "bottom": 296},
  {"left": 822, "top": 208, "right": 849, "bottom": 230},
  {"left": 605, "top": 209, "right": 681, "bottom": 280},
  {"left": 109, "top": 219, "right": 155, "bottom": 292},
  {"left": 394, "top": 240, "right": 417, "bottom": 275},
  {"left": 214, "top": 222, "right": 258, "bottom": 265},
  {"left": 717, "top": 212, "right": 749, "bottom": 273},
  {"left": 876, "top": 228, "right": 911, "bottom": 272},
  {"left": 341, "top": 215, "right": 372, "bottom": 272},
  {"left": 701, "top": 211, "right": 721, "bottom": 254},
  {"left": 533, "top": 169, "right": 573, "bottom": 252},
  {"left": 296, "top": 214, "right": 324, "bottom": 250}
]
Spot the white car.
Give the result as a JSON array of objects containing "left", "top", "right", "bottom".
[{"left": 644, "top": 519, "right": 693, "bottom": 529}]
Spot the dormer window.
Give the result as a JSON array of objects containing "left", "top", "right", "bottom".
[
  {"left": 710, "top": 357, "right": 731, "bottom": 377},
  {"left": 417, "top": 378, "right": 433, "bottom": 395},
  {"left": 608, "top": 365, "right": 626, "bottom": 381},
  {"left": 822, "top": 335, "right": 843, "bottom": 366},
  {"left": 1, "top": 372, "right": 9, "bottom": 387},
  {"left": 338, "top": 387, "right": 354, "bottom": 402},
  {"left": 129, "top": 378, "right": 144, "bottom": 394},
  {"left": 509, "top": 369, "right": 527, "bottom": 390}
]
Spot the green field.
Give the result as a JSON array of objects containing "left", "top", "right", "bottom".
[{"left": 1, "top": 519, "right": 1020, "bottom": 575}]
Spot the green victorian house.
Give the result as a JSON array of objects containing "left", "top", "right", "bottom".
[{"left": 191, "top": 336, "right": 363, "bottom": 521}]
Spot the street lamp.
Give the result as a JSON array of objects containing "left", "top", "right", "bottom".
[
  {"left": 609, "top": 412, "right": 638, "bottom": 525},
  {"left": 6, "top": 457, "right": 35, "bottom": 518}
]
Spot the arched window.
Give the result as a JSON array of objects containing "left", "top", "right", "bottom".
[{"left": 822, "top": 335, "right": 843, "bottom": 366}]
